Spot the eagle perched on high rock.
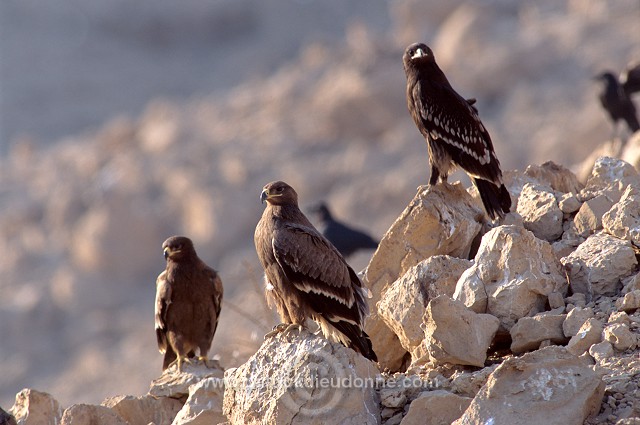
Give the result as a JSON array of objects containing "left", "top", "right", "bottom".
[
  {"left": 155, "top": 235, "right": 223, "bottom": 371},
  {"left": 403, "top": 42, "right": 511, "bottom": 220},
  {"left": 254, "top": 181, "right": 377, "bottom": 361}
]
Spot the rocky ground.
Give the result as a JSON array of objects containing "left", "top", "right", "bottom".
[
  {"left": 6, "top": 140, "right": 640, "bottom": 424},
  {"left": 2, "top": 0, "right": 640, "bottom": 422}
]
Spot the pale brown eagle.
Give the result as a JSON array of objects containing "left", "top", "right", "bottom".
[
  {"left": 254, "top": 181, "right": 377, "bottom": 361},
  {"left": 155, "top": 235, "right": 223, "bottom": 371}
]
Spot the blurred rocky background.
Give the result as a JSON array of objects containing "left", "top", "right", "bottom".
[{"left": 0, "top": 0, "right": 639, "bottom": 410}]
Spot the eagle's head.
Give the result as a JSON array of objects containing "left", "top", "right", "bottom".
[
  {"left": 260, "top": 181, "right": 299, "bottom": 206},
  {"left": 403, "top": 42, "right": 435, "bottom": 70},
  {"left": 162, "top": 235, "right": 196, "bottom": 262}
]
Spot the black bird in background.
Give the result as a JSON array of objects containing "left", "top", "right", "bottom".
[
  {"left": 403, "top": 43, "right": 511, "bottom": 220},
  {"left": 595, "top": 62, "right": 640, "bottom": 136},
  {"left": 308, "top": 202, "right": 379, "bottom": 258}
]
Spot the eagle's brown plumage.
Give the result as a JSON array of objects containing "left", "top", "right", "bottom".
[
  {"left": 254, "top": 181, "right": 377, "bottom": 361},
  {"left": 403, "top": 42, "right": 511, "bottom": 220},
  {"left": 155, "top": 235, "right": 223, "bottom": 371}
]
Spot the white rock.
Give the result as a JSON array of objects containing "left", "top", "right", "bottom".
[
  {"left": 401, "top": 390, "right": 471, "bottom": 425},
  {"left": 558, "top": 193, "right": 582, "bottom": 214},
  {"left": 450, "top": 365, "right": 499, "bottom": 398},
  {"left": 223, "top": 328, "right": 380, "bottom": 425},
  {"left": 615, "top": 290, "right": 640, "bottom": 313},
  {"left": 510, "top": 314, "right": 567, "bottom": 354},
  {"left": 522, "top": 161, "right": 583, "bottom": 194},
  {"left": 516, "top": 183, "right": 563, "bottom": 242},
  {"left": 60, "top": 404, "right": 127, "bottom": 425},
  {"left": 9, "top": 389, "right": 62, "bottom": 425},
  {"left": 603, "top": 184, "right": 640, "bottom": 247},
  {"left": 584, "top": 156, "right": 639, "bottom": 192},
  {"left": 454, "top": 225, "right": 567, "bottom": 331},
  {"left": 547, "top": 292, "right": 565, "bottom": 310},
  {"left": 453, "top": 346, "right": 604, "bottom": 425},
  {"left": 102, "top": 395, "right": 183, "bottom": 425},
  {"left": 565, "top": 293, "right": 587, "bottom": 308},
  {"left": 607, "top": 311, "right": 631, "bottom": 325},
  {"left": 172, "top": 377, "right": 226, "bottom": 425},
  {"left": 562, "top": 307, "right": 595, "bottom": 337},
  {"left": 573, "top": 194, "right": 615, "bottom": 237},
  {"left": 363, "top": 182, "right": 483, "bottom": 370},
  {"left": 561, "top": 232, "right": 637, "bottom": 300},
  {"left": 379, "top": 388, "right": 407, "bottom": 409},
  {"left": 622, "top": 272, "right": 640, "bottom": 294},
  {"left": 423, "top": 296, "right": 500, "bottom": 367},
  {"left": 149, "top": 360, "right": 225, "bottom": 399},
  {"left": 603, "top": 324, "right": 637, "bottom": 351},
  {"left": 378, "top": 255, "right": 471, "bottom": 356},
  {"left": 566, "top": 318, "right": 603, "bottom": 356},
  {"left": 588, "top": 341, "right": 614, "bottom": 363}
]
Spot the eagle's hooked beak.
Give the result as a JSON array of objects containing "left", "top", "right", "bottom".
[
  {"left": 163, "top": 247, "right": 170, "bottom": 260},
  {"left": 411, "top": 47, "right": 426, "bottom": 60},
  {"left": 260, "top": 189, "right": 268, "bottom": 203}
]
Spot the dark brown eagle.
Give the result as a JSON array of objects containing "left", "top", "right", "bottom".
[
  {"left": 403, "top": 42, "right": 511, "bottom": 220},
  {"left": 254, "top": 181, "right": 377, "bottom": 361},
  {"left": 155, "top": 235, "right": 223, "bottom": 371}
]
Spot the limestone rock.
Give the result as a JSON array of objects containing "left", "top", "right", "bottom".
[
  {"left": 566, "top": 318, "right": 603, "bottom": 356},
  {"left": 516, "top": 183, "right": 563, "bottom": 242},
  {"left": 584, "top": 157, "right": 638, "bottom": 192},
  {"left": 562, "top": 307, "right": 594, "bottom": 337},
  {"left": 523, "top": 161, "right": 583, "bottom": 194},
  {"left": 9, "top": 389, "right": 62, "bottom": 425},
  {"left": 510, "top": 314, "right": 568, "bottom": 354},
  {"left": 588, "top": 341, "right": 614, "bottom": 363},
  {"left": 363, "top": 183, "right": 483, "bottom": 370},
  {"left": 551, "top": 242, "right": 575, "bottom": 264},
  {"left": 608, "top": 311, "right": 631, "bottom": 325},
  {"left": 547, "top": 292, "right": 565, "bottom": 310},
  {"left": 450, "top": 365, "right": 499, "bottom": 398},
  {"left": 378, "top": 255, "right": 471, "bottom": 356},
  {"left": 622, "top": 272, "right": 640, "bottom": 294},
  {"left": 603, "top": 184, "right": 640, "bottom": 247},
  {"left": 223, "top": 328, "right": 380, "bottom": 425},
  {"left": 60, "top": 404, "right": 127, "bottom": 425},
  {"left": 453, "top": 346, "right": 604, "bottom": 425},
  {"left": 379, "top": 388, "right": 407, "bottom": 409},
  {"left": 423, "top": 296, "right": 500, "bottom": 367},
  {"left": 101, "top": 395, "right": 183, "bottom": 425},
  {"left": 561, "top": 232, "right": 637, "bottom": 300},
  {"left": 615, "top": 290, "right": 640, "bottom": 312},
  {"left": 558, "top": 193, "right": 582, "bottom": 214},
  {"left": 173, "top": 377, "right": 226, "bottom": 425},
  {"left": 378, "top": 373, "right": 431, "bottom": 408},
  {"left": 565, "top": 293, "right": 587, "bottom": 308},
  {"left": 573, "top": 194, "right": 615, "bottom": 237},
  {"left": 149, "top": 360, "right": 225, "bottom": 400},
  {"left": 454, "top": 225, "right": 567, "bottom": 332},
  {"left": 400, "top": 390, "right": 471, "bottom": 425},
  {"left": 603, "top": 324, "right": 638, "bottom": 351}
]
